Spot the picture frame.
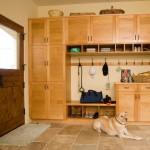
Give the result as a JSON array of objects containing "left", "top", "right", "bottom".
[{"left": 121, "top": 69, "right": 131, "bottom": 82}]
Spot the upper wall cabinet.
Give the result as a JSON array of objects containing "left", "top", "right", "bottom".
[
  {"left": 137, "top": 15, "right": 150, "bottom": 43},
  {"left": 66, "top": 16, "right": 90, "bottom": 44},
  {"left": 66, "top": 15, "right": 115, "bottom": 44},
  {"left": 28, "top": 19, "right": 47, "bottom": 46},
  {"left": 116, "top": 14, "right": 150, "bottom": 43},
  {"left": 91, "top": 16, "right": 115, "bottom": 43},
  {"left": 116, "top": 15, "right": 136, "bottom": 43}
]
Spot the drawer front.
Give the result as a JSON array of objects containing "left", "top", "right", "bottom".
[
  {"left": 138, "top": 84, "right": 150, "bottom": 92},
  {"left": 116, "top": 84, "right": 137, "bottom": 92}
]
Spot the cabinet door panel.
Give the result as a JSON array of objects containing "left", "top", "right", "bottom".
[
  {"left": 91, "top": 16, "right": 115, "bottom": 43},
  {"left": 48, "top": 45, "right": 65, "bottom": 82},
  {"left": 29, "top": 82, "right": 48, "bottom": 119},
  {"left": 29, "top": 46, "right": 47, "bottom": 81},
  {"left": 66, "top": 17, "right": 90, "bottom": 44},
  {"left": 138, "top": 92, "right": 150, "bottom": 121},
  {"left": 28, "top": 19, "right": 47, "bottom": 46},
  {"left": 117, "top": 92, "right": 136, "bottom": 121},
  {"left": 137, "top": 15, "right": 150, "bottom": 43},
  {"left": 48, "top": 82, "right": 65, "bottom": 119},
  {"left": 116, "top": 15, "right": 136, "bottom": 43},
  {"left": 48, "top": 18, "right": 65, "bottom": 44}
]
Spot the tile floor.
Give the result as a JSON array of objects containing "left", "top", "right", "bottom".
[{"left": 0, "top": 123, "right": 150, "bottom": 150}]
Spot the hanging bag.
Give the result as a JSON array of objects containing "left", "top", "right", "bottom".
[{"left": 80, "top": 90, "right": 103, "bottom": 103}]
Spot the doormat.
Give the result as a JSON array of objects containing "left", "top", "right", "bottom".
[{"left": 0, "top": 123, "right": 50, "bottom": 146}]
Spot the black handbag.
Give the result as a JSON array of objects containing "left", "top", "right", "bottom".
[{"left": 80, "top": 90, "right": 103, "bottom": 103}]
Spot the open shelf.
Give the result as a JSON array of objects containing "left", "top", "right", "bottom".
[{"left": 66, "top": 101, "right": 116, "bottom": 119}]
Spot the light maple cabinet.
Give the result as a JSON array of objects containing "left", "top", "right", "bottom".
[
  {"left": 116, "top": 83, "right": 150, "bottom": 122},
  {"left": 28, "top": 18, "right": 66, "bottom": 119},
  {"left": 66, "top": 15, "right": 115, "bottom": 44},
  {"left": 116, "top": 14, "right": 150, "bottom": 43}
]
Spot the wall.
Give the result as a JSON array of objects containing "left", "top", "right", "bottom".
[
  {"left": 37, "top": 1, "right": 150, "bottom": 17},
  {"left": 37, "top": 1, "right": 150, "bottom": 101},
  {"left": 0, "top": 0, "right": 38, "bottom": 123}
]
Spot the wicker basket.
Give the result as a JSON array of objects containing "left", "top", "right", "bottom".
[
  {"left": 48, "top": 9, "right": 64, "bottom": 17},
  {"left": 100, "top": 6, "right": 125, "bottom": 14},
  {"left": 132, "top": 75, "right": 150, "bottom": 83}
]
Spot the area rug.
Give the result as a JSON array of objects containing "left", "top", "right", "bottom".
[{"left": 0, "top": 123, "right": 50, "bottom": 146}]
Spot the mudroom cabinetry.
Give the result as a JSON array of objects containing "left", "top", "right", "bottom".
[
  {"left": 115, "top": 83, "right": 150, "bottom": 122},
  {"left": 28, "top": 18, "right": 66, "bottom": 119},
  {"left": 116, "top": 14, "right": 150, "bottom": 43},
  {"left": 66, "top": 15, "right": 115, "bottom": 44}
]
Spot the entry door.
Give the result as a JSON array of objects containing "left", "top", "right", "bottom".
[{"left": 0, "top": 15, "right": 24, "bottom": 136}]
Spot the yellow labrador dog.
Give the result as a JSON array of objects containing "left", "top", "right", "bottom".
[{"left": 93, "top": 112, "right": 143, "bottom": 140}]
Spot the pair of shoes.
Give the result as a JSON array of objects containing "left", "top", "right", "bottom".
[{"left": 84, "top": 113, "right": 93, "bottom": 118}]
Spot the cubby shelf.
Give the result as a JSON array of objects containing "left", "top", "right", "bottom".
[{"left": 66, "top": 101, "right": 116, "bottom": 119}]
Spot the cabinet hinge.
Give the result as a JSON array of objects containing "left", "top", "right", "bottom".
[
  {"left": 23, "top": 108, "right": 25, "bottom": 115},
  {"left": 22, "top": 33, "right": 25, "bottom": 40},
  {"left": 23, "top": 82, "right": 25, "bottom": 88}
]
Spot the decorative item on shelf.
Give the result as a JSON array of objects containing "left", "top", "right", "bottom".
[
  {"left": 121, "top": 69, "right": 131, "bottom": 82},
  {"left": 70, "top": 48, "right": 80, "bottom": 53},
  {"left": 132, "top": 71, "right": 150, "bottom": 83},
  {"left": 70, "top": 12, "right": 96, "bottom": 16},
  {"left": 86, "top": 48, "right": 96, "bottom": 53},
  {"left": 101, "top": 48, "right": 110, "bottom": 52},
  {"left": 48, "top": 9, "right": 64, "bottom": 17},
  {"left": 99, "top": 6, "right": 125, "bottom": 14}
]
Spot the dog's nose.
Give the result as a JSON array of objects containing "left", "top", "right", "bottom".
[{"left": 125, "top": 118, "right": 128, "bottom": 121}]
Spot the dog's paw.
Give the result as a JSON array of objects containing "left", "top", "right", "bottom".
[{"left": 135, "top": 136, "right": 143, "bottom": 140}]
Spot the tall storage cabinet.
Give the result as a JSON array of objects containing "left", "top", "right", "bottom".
[{"left": 28, "top": 18, "right": 66, "bottom": 119}]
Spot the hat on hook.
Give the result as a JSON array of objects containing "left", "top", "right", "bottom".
[{"left": 102, "top": 58, "right": 108, "bottom": 76}]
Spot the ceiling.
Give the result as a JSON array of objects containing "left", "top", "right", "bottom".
[{"left": 32, "top": 0, "right": 149, "bottom": 6}]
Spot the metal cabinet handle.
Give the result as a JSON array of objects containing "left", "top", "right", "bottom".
[
  {"left": 145, "top": 87, "right": 150, "bottom": 89},
  {"left": 124, "top": 87, "right": 129, "bottom": 89}
]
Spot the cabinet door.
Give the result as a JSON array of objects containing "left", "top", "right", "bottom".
[
  {"left": 137, "top": 15, "right": 150, "bottom": 43},
  {"left": 28, "top": 19, "right": 47, "bottom": 46},
  {"left": 138, "top": 92, "right": 150, "bottom": 121},
  {"left": 48, "top": 82, "right": 65, "bottom": 119},
  {"left": 29, "top": 46, "right": 47, "bottom": 81},
  {"left": 66, "top": 16, "right": 90, "bottom": 44},
  {"left": 47, "top": 45, "right": 65, "bottom": 82},
  {"left": 29, "top": 82, "right": 48, "bottom": 119},
  {"left": 116, "top": 15, "right": 136, "bottom": 43},
  {"left": 48, "top": 18, "right": 65, "bottom": 45},
  {"left": 116, "top": 92, "right": 136, "bottom": 121},
  {"left": 91, "top": 16, "right": 115, "bottom": 43}
]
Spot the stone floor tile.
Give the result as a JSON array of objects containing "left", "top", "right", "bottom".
[
  {"left": 34, "top": 128, "right": 61, "bottom": 143},
  {"left": 70, "top": 144, "right": 97, "bottom": 150},
  {"left": 126, "top": 125, "right": 141, "bottom": 132},
  {"left": 17, "top": 146, "right": 30, "bottom": 150},
  {"left": 58, "top": 125, "right": 82, "bottom": 135},
  {"left": 124, "top": 146, "right": 150, "bottom": 150},
  {"left": 50, "top": 123, "right": 65, "bottom": 128},
  {"left": 97, "top": 137, "right": 124, "bottom": 150},
  {"left": 27, "top": 142, "right": 46, "bottom": 150},
  {"left": 74, "top": 129, "right": 99, "bottom": 144},
  {"left": 43, "top": 135, "right": 76, "bottom": 150}
]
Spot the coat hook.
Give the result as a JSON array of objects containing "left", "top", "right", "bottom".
[
  {"left": 92, "top": 58, "right": 94, "bottom": 66},
  {"left": 126, "top": 60, "right": 128, "bottom": 65},
  {"left": 134, "top": 59, "right": 135, "bottom": 65},
  {"left": 118, "top": 60, "right": 120, "bottom": 66},
  {"left": 142, "top": 59, "right": 143, "bottom": 65}
]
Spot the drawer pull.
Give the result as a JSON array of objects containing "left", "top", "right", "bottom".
[
  {"left": 145, "top": 87, "right": 150, "bottom": 89},
  {"left": 124, "top": 87, "right": 129, "bottom": 89}
]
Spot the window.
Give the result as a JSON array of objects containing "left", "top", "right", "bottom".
[{"left": 0, "top": 24, "right": 20, "bottom": 69}]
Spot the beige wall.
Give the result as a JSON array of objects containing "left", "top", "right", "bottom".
[
  {"left": 37, "top": 1, "right": 150, "bottom": 102},
  {"left": 0, "top": 0, "right": 38, "bottom": 123},
  {"left": 37, "top": 1, "right": 150, "bottom": 17}
]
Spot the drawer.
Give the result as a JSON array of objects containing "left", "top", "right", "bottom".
[
  {"left": 138, "top": 84, "right": 150, "bottom": 92},
  {"left": 116, "top": 84, "right": 137, "bottom": 92}
]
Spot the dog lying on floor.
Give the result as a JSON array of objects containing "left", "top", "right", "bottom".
[{"left": 93, "top": 112, "right": 143, "bottom": 140}]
